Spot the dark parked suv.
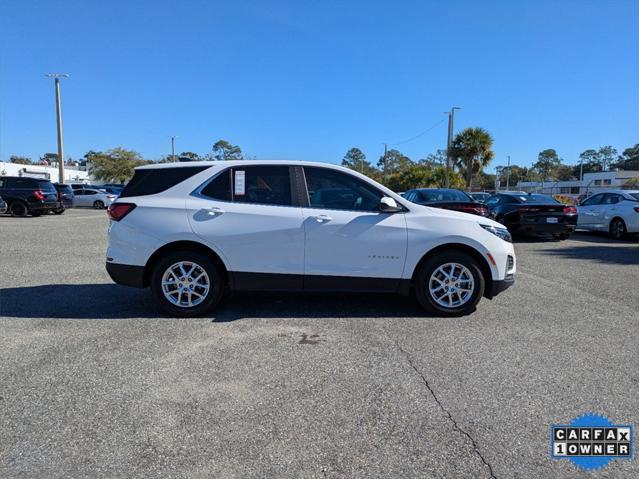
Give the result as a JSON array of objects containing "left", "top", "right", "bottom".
[
  {"left": 0, "top": 176, "right": 59, "bottom": 216},
  {"left": 53, "top": 183, "right": 75, "bottom": 214}
]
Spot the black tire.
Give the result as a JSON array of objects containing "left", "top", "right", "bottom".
[
  {"left": 609, "top": 218, "right": 627, "bottom": 240},
  {"left": 414, "top": 251, "right": 485, "bottom": 317},
  {"left": 93, "top": 200, "right": 105, "bottom": 209},
  {"left": 151, "top": 250, "right": 225, "bottom": 317},
  {"left": 53, "top": 208, "right": 65, "bottom": 215},
  {"left": 9, "top": 201, "right": 28, "bottom": 217},
  {"left": 552, "top": 232, "right": 570, "bottom": 240}
]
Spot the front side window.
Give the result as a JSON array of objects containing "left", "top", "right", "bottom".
[
  {"left": 304, "top": 167, "right": 384, "bottom": 212},
  {"left": 200, "top": 166, "right": 292, "bottom": 206}
]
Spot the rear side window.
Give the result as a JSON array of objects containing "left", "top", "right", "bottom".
[
  {"left": 120, "top": 166, "right": 209, "bottom": 198},
  {"left": 4, "top": 178, "right": 36, "bottom": 188},
  {"left": 37, "top": 180, "right": 56, "bottom": 192},
  {"left": 200, "top": 166, "right": 292, "bottom": 206}
]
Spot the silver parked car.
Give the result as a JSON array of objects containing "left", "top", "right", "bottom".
[
  {"left": 73, "top": 188, "right": 117, "bottom": 209},
  {"left": 577, "top": 189, "right": 639, "bottom": 239}
]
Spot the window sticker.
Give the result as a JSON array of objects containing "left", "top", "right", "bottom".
[{"left": 234, "top": 170, "right": 246, "bottom": 196}]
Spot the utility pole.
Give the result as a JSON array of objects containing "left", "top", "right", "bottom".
[
  {"left": 505, "top": 155, "right": 511, "bottom": 191},
  {"left": 171, "top": 136, "right": 177, "bottom": 162},
  {"left": 445, "top": 107, "right": 461, "bottom": 188},
  {"left": 46, "top": 74, "right": 69, "bottom": 183},
  {"left": 383, "top": 143, "right": 388, "bottom": 184}
]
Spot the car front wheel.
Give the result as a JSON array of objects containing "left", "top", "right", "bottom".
[
  {"left": 414, "top": 251, "right": 485, "bottom": 317},
  {"left": 151, "top": 251, "right": 225, "bottom": 317}
]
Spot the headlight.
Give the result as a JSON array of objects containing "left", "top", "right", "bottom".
[{"left": 480, "top": 224, "right": 512, "bottom": 242}]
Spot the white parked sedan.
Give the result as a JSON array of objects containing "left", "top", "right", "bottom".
[
  {"left": 73, "top": 188, "right": 117, "bottom": 209},
  {"left": 105, "top": 161, "right": 516, "bottom": 317},
  {"left": 577, "top": 189, "right": 639, "bottom": 239}
]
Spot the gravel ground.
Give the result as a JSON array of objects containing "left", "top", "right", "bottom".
[{"left": 1, "top": 208, "right": 637, "bottom": 478}]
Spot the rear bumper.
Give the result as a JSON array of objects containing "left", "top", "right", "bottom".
[
  {"left": 106, "top": 262, "right": 146, "bottom": 288},
  {"left": 509, "top": 223, "right": 576, "bottom": 234},
  {"left": 30, "top": 200, "right": 58, "bottom": 212},
  {"left": 487, "top": 275, "right": 515, "bottom": 299}
]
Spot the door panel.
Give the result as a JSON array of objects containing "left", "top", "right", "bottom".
[
  {"left": 302, "top": 208, "right": 407, "bottom": 279},
  {"left": 186, "top": 166, "right": 305, "bottom": 276}
]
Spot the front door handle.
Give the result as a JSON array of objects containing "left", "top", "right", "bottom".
[
  {"left": 205, "top": 206, "right": 224, "bottom": 215},
  {"left": 314, "top": 214, "right": 332, "bottom": 223}
]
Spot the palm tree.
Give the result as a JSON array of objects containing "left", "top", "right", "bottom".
[{"left": 451, "top": 127, "right": 495, "bottom": 191}]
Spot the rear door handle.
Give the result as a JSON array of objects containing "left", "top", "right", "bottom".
[{"left": 314, "top": 214, "right": 332, "bottom": 223}]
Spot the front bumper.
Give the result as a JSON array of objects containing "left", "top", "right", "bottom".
[
  {"left": 106, "top": 262, "right": 146, "bottom": 288},
  {"left": 487, "top": 275, "right": 515, "bottom": 298}
]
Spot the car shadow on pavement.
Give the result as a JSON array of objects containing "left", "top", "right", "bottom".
[
  {"left": 0, "top": 284, "right": 428, "bottom": 320},
  {"left": 570, "top": 231, "right": 639, "bottom": 244},
  {"left": 539, "top": 244, "right": 639, "bottom": 265}
]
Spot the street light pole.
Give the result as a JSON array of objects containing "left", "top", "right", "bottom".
[
  {"left": 505, "top": 155, "right": 511, "bottom": 191},
  {"left": 445, "top": 106, "right": 461, "bottom": 188},
  {"left": 171, "top": 136, "right": 177, "bottom": 162},
  {"left": 46, "top": 74, "right": 69, "bottom": 183}
]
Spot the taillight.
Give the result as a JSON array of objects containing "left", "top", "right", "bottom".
[
  {"left": 33, "top": 190, "right": 45, "bottom": 201},
  {"left": 634, "top": 206, "right": 639, "bottom": 213},
  {"left": 107, "top": 203, "right": 136, "bottom": 221},
  {"left": 563, "top": 206, "right": 577, "bottom": 214},
  {"left": 106, "top": 194, "right": 116, "bottom": 199}
]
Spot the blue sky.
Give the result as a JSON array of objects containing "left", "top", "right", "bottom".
[{"left": 1, "top": 0, "right": 638, "bottom": 171}]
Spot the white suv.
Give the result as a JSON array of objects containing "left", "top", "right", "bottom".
[{"left": 106, "top": 161, "right": 515, "bottom": 317}]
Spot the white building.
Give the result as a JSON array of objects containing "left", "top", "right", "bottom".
[
  {"left": 0, "top": 161, "right": 91, "bottom": 183},
  {"left": 517, "top": 170, "right": 639, "bottom": 196}
]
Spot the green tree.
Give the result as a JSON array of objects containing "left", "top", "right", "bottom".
[
  {"left": 88, "top": 147, "right": 148, "bottom": 183},
  {"left": 533, "top": 149, "right": 561, "bottom": 179},
  {"left": 341, "top": 147, "right": 375, "bottom": 175},
  {"left": 612, "top": 144, "right": 639, "bottom": 170},
  {"left": 377, "top": 149, "right": 413, "bottom": 175},
  {"left": 419, "top": 149, "right": 447, "bottom": 168},
  {"left": 179, "top": 151, "right": 201, "bottom": 161},
  {"left": 9, "top": 155, "right": 32, "bottom": 165},
  {"left": 578, "top": 149, "right": 600, "bottom": 175},
  {"left": 451, "top": 127, "right": 495, "bottom": 190},
  {"left": 598, "top": 146, "right": 617, "bottom": 171},
  {"left": 212, "top": 140, "right": 243, "bottom": 161}
]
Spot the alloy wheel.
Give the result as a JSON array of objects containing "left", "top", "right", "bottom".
[
  {"left": 428, "top": 262, "right": 475, "bottom": 308},
  {"left": 161, "top": 261, "right": 210, "bottom": 308}
]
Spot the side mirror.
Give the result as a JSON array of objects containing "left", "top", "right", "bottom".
[{"left": 379, "top": 196, "right": 402, "bottom": 213}]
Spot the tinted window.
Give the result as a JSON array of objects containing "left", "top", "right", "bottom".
[
  {"left": 36, "top": 180, "right": 56, "bottom": 192},
  {"left": 120, "top": 166, "right": 209, "bottom": 198},
  {"left": 602, "top": 194, "right": 621, "bottom": 205},
  {"left": 630, "top": 193, "right": 639, "bottom": 201},
  {"left": 416, "top": 189, "right": 472, "bottom": 202},
  {"left": 484, "top": 196, "right": 501, "bottom": 206},
  {"left": 304, "top": 167, "right": 383, "bottom": 212},
  {"left": 510, "top": 194, "right": 558, "bottom": 203},
  {"left": 232, "top": 166, "right": 292, "bottom": 206},
  {"left": 581, "top": 194, "right": 604, "bottom": 206},
  {"left": 201, "top": 169, "right": 232, "bottom": 201},
  {"left": 5, "top": 178, "right": 36, "bottom": 188}
]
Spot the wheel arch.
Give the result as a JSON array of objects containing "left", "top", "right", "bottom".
[
  {"left": 143, "top": 240, "right": 228, "bottom": 288},
  {"left": 410, "top": 243, "right": 495, "bottom": 299}
]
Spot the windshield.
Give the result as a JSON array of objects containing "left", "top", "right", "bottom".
[{"left": 419, "top": 189, "right": 472, "bottom": 202}]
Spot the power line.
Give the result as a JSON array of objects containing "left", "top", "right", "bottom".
[{"left": 389, "top": 117, "right": 448, "bottom": 146}]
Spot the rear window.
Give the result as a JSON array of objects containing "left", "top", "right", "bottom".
[
  {"left": 629, "top": 193, "right": 639, "bottom": 201},
  {"left": 418, "top": 189, "right": 472, "bottom": 202},
  {"left": 120, "top": 166, "right": 209, "bottom": 198},
  {"left": 512, "top": 194, "right": 558, "bottom": 203},
  {"left": 37, "top": 180, "right": 56, "bottom": 192}
]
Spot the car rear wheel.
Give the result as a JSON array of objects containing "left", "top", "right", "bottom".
[
  {"left": 414, "top": 251, "right": 485, "bottom": 317},
  {"left": 609, "top": 218, "right": 626, "bottom": 240},
  {"left": 93, "top": 200, "right": 105, "bottom": 209},
  {"left": 9, "top": 201, "right": 28, "bottom": 217},
  {"left": 151, "top": 251, "right": 225, "bottom": 317}
]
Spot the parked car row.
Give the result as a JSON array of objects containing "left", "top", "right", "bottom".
[
  {"left": 402, "top": 187, "right": 638, "bottom": 240},
  {"left": 0, "top": 176, "right": 122, "bottom": 217}
]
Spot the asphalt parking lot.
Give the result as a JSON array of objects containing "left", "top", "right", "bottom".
[{"left": 1, "top": 208, "right": 638, "bottom": 478}]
